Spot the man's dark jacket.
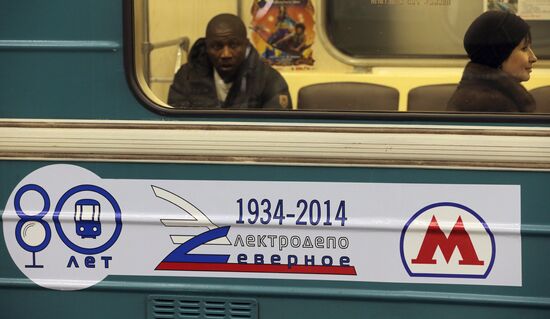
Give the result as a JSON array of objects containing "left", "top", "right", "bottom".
[
  {"left": 447, "top": 62, "right": 535, "bottom": 112},
  {"left": 168, "top": 38, "right": 292, "bottom": 109}
]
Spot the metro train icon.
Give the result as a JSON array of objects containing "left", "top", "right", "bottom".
[{"left": 74, "top": 199, "right": 102, "bottom": 239}]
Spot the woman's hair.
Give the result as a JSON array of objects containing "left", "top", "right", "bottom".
[{"left": 464, "top": 10, "right": 531, "bottom": 68}]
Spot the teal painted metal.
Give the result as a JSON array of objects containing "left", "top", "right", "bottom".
[
  {"left": 2, "top": 161, "right": 550, "bottom": 318},
  {"left": 3, "top": 277, "right": 550, "bottom": 309},
  {"left": 0, "top": 40, "right": 120, "bottom": 51},
  {"left": 0, "top": 0, "right": 153, "bottom": 120},
  {"left": 1, "top": 1, "right": 550, "bottom": 318}
]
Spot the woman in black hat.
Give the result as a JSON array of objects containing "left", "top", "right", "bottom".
[{"left": 447, "top": 10, "right": 537, "bottom": 112}]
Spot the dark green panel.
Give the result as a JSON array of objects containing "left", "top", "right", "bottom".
[
  {"left": 1, "top": 288, "right": 144, "bottom": 319},
  {"left": 0, "top": 161, "right": 550, "bottom": 298},
  {"left": 0, "top": 50, "right": 154, "bottom": 119},
  {"left": 1, "top": 0, "right": 550, "bottom": 317},
  {"left": 0, "top": 0, "right": 119, "bottom": 40},
  {"left": 3, "top": 280, "right": 550, "bottom": 319},
  {"left": 0, "top": 0, "right": 158, "bottom": 120},
  {"left": 1, "top": 161, "right": 550, "bottom": 312}
]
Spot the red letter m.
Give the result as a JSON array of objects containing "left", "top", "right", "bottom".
[{"left": 412, "top": 215, "right": 484, "bottom": 265}]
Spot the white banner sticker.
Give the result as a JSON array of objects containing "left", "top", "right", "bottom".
[{"left": 2, "top": 165, "right": 521, "bottom": 290}]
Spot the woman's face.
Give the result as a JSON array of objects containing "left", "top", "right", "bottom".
[{"left": 501, "top": 38, "right": 538, "bottom": 82}]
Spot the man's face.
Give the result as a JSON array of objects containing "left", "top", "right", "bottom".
[{"left": 206, "top": 27, "right": 248, "bottom": 82}]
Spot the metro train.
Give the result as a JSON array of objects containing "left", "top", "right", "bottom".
[{"left": 1, "top": 1, "right": 550, "bottom": 319}]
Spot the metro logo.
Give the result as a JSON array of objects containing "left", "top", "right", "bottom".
[
  {"left": 400, "top": 202, "right": 495, "bottom": 279},
  {"left": 412, "top": 216, "right": 484, "bottom": 266}
]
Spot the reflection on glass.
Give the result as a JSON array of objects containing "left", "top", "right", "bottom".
[{"left": 137, "top": 0, "right": 549, "bottom": 113}]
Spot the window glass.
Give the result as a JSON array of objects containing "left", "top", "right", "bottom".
[
  {"left": 325, "top": 0, "right": 550, "bottom": 59},
  {"left": 134, "top": 0, "right": 550, "bottom": 114}
]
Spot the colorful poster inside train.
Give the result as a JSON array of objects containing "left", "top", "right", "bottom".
[
  {"left": 250, "top": 0, "right": 315, "bottom": 68},
  {"left": 3, "top": 165, "right": 521, "bottom": 291}
]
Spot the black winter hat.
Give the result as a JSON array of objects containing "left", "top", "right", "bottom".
[{"left": 464, "top": 10, "right": 530, "bottom": 68}]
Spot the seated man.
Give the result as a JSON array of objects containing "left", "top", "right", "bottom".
[{"left": 168, "top": 13, "right": 292, "bottom": 109}]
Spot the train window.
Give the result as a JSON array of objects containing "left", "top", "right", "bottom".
[
  {"left": 132, "top": 0, "right": 550, "bottom": 114},
  {"left": 324, "top": 1, "right": 550, "bottom": 60}
]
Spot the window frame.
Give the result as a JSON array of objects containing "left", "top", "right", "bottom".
[{"left": 124, "top": 0, "right": 550, "bottom": 124}]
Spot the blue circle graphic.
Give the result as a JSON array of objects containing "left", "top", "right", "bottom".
[
  {"left": 54, "top": 184, "right": 122, "bottom": 255},
  {"left": 14, "top": 184, "right": 50, "bottom": 219}
]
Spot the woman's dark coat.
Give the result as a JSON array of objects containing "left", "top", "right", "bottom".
[{"left": 447, "top": 62, "right": 535, "bottom": 112}]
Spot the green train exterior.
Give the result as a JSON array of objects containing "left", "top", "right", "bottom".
[{"left": 1, "top": 1, "right": 550, "bottom": 319}]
